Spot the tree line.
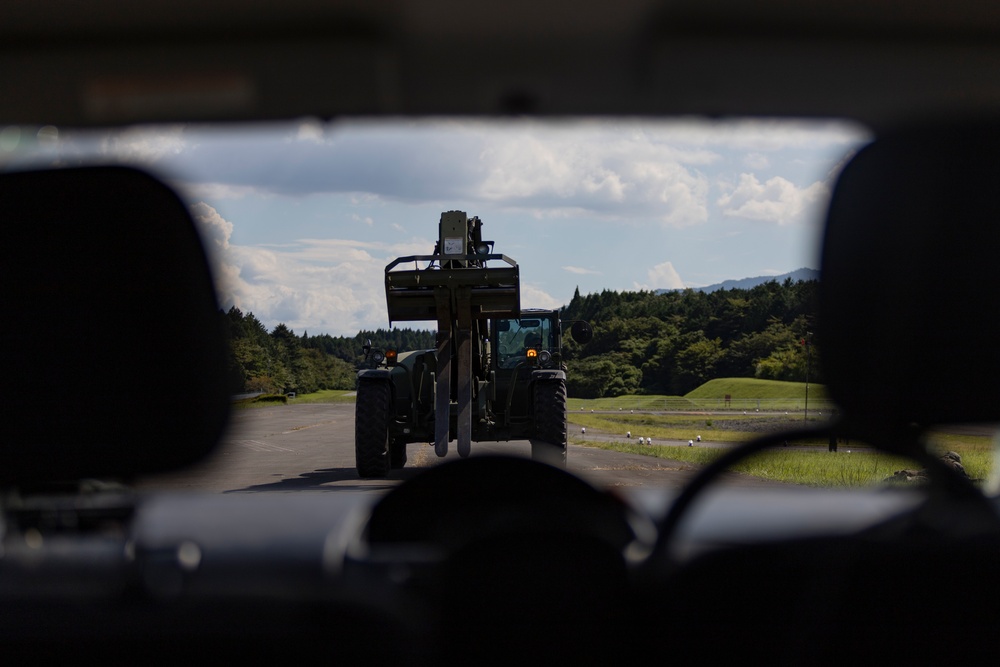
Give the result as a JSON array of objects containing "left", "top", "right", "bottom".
[
  {"left": 224, "top": 307, "right": 435, "bottom": 395},
  {"left": 224, "top": 278, "right": 819, "bottom": 399},
  {"left": 560, "top": 279, "right": 820, "bottom": 398}
]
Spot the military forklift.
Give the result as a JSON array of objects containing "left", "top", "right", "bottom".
[{"left": 354, "top": 211, "right": 592, "bottom": 478}]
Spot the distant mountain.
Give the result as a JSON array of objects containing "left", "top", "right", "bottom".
[{"left": 656, "top": 268, "right": 819, "bottom": 294}]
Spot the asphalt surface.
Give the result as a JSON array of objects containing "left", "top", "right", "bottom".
[{"left": 135, "top": 402, "right": 784, "bottom": 494}]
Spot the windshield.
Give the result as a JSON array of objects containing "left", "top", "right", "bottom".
[
  {"left": 496, "top": 316, "right": 554, "bottom": 368},
  {"left": 10, "top": 118, "right": 978, "bottom": 493}
]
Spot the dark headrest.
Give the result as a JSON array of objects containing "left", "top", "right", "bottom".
[
  {"left": 0, "top": 166, "right": 230, "bottom": 483},
  {"left": 818, "top": 123, "right": 1000, "bottom": 430}
]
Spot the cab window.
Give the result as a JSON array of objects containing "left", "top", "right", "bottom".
[{"left": 495, "top": 318, "right": 552, "bottom": 368}]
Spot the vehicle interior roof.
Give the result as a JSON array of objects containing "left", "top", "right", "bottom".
[{"left": 3, "top": 0, "right": 1000, "bottom": 129}]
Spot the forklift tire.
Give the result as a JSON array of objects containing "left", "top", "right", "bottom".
[
  {"left": 531, "top": 379, "right": 568, "bottom": 466},
  {"left": 356, "top": 378, "right": 392, "bottom": 478}
]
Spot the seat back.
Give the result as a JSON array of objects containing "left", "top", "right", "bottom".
[
  {"left": 818, "top": 122, "right": 1000, "bottom": 432},
  {"left": 0, "top": 166, "right": 230, "bottom": 483}
]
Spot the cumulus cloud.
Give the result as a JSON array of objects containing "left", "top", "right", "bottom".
[
  {"left": 473, "top": 124, "right": 712, "bottom": 226},
  {"left": 190, "top": 202, "right": 233, "bottom": 252},
  {"left": 220, "top": 242, "right": 391, "bottom": 334},
  {"left": 91, "top": 121, "right": 720, "bottom": 226},
  {"left": 520, "top": 283, "right": 563, "bottom": 310},
  {"left": 72, "top": 119, "right": 866, "bottom": 233},
  {"left": 716, "top": 174, "right": 830, "bottom": 226},
  {"left": 634, "top": 261, "right": 685, "bottom": 291},
  {"left": 186, "top": 202, "right": 436, "bottom": 335}
]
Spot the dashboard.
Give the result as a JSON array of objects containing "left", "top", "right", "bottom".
[{"left": 0, "top": 457, "right": 931, "bottom": 662}]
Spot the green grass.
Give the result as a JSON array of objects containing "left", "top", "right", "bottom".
[
  {"left": 567, "top": 378, "right": 835, "bottom": 413},
  {"left": 287, "top": 389, "right": 357, "bottom": 404},
  {"left": 233, "top": 389, "right": 356, "bottom": 408},
  {"left": 923, "top": 430, "right": 994, "bottom": 482},
  {"left": 566, "top": 394, "right": 701, "bottom": 411},
  {"left": 570, "top": 428, "right": 994, "bottom": 487},
  {"left": 569, "top": 410, "right": 817, "bottom": 443},
  {"left": 732, "top": 448, "right": 915, "bottom": 487},
  {"left": 685, "top": 377, "right": 828, "bottom": 401}
]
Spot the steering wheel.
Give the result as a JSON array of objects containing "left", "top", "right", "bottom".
[
  {"left": 643, "top": 421, "right": 998, "bottom": 579},
  {"left": 365, "top": 454, "right": 646, "bottom": 553}
]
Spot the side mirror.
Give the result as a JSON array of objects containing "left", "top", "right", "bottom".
[
  {"left": 570, "top": 320, "right": 593, "bottom": 345},
  {"left": 362, "top": 338, "right": 373, "bottom": 357}
]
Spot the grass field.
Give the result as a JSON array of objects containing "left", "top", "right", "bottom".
[
  {"left": 567, "top": 378, "right": 834, "bottom": 413},
  {"left": 569, "top": 410, "right": 823, "bottom": 443},
  {"left": 568, "top": 425, "right": 996, "bottom": 487},
  {"left": 287, "top": 389, "right": 357, "bottom": 404},
  {"left": 572, "top": 436, "right": 994, "bottom": 487},
  {"left": 567, "top": 378, "right": 833, "bottom": 444},
  {"left": 567, "top": 378, "right": 995, "bottom": 486},
  {"left": 686, "top": 377, "right": 829, "bottom": 402}
]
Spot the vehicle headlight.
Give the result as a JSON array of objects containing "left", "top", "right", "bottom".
[{"left": 539, "top": 350, "right": 552, "bottom": 364}]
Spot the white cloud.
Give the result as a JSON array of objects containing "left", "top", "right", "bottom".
[
  {"left": 562, "top": 266, "right": 602, "bottom": 275},
  {"left": 190, "top": 202, "right": 232, "bottom": 252},
  {"left": 222, "top": 243, "right": 390, "bottom": 334},
  {"left": 72, "top": 119, "right": 864, "bottom": 232},
  {"left": 187, "top": 203, "right": 402, "bottom": 334},
  {"left": 520, "top": 283, "right": 563, "bottom": 310},
  {"left": 291, "top": 239, "right": 375, "bottom": 264},
  {"left": 474, "top": 123, "right": 712, "bottom": 226},
  {"left": 634, "top": 261, "right": 685, "bottom": 291},
  {"left": 89, "top": 120, "right": 718, "bottom": 227},
  {"left": 716, "top": 173, "right": 830, "bottom": 226}
]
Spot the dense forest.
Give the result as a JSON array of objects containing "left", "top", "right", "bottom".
[
  {"left": 560, "top": 279, "right": 820, "bottom": 398},
  {"left": 224, "top": 278, "right": 819, "bottom": 398}
]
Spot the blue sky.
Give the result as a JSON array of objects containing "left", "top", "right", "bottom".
[{"left": 7, "top": 118, "right": 869, "bottom": 336}]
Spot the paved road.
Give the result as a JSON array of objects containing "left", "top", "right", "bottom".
[{"left": 135, "top": 403, "right": 782, "bottom": 494}]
